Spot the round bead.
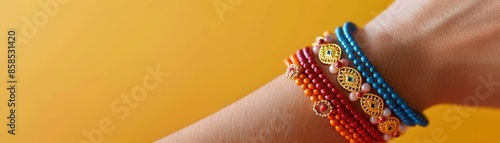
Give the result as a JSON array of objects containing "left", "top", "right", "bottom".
[
  {"left": 307, "top": 83, "right": 315, "bottom": 89},
  {"left": 314, "top": 67, "right": 322, "bottom": 74},
  {"left": 383, "top": 108, "right": 392, "bottom": 117},
  {"left": 382, "top": 83, "right": 389, "bottom": 88},
  {"left": 340, "top": 99, "right": 349, "bottom": 105},
  {"left": 325, "top": 94, "right": 334, "bottom": 101},
  {"left": 362, "top": 71, "right": 369, "bottom": 77},
  {"left": 294, "top": 78, "right": 303, "bottom": 85},
  {"left": 305, "top": 69, "right": 313, "bottom": 75},
  {"left": 385, "top": 99, "right": 394, "bottom": 105},
  {"left": 329, "top": 65, "right": 338, "bottom": 74},
  {"left": 310, "top": 95, "right": 318, "bottom": 102},
  {"left": 303, "top": 78, "right": 311, "bottom": 84},
  {"left": 348, "top": 54, "right": 355, "bottom": 60},
  {"left": 320, "top": 89, "right": 328, "bottom": 95},
  {"left": 331, "top": 88, "right": 339, "bottom": 94},
  {"left": 379, "top": 117, "right": 386, "bottom": 123},
  {"left": 377, "top": 78, "right": 385, "bottom": 84},
  {"left": 383, "top": 134, "right": 392, "bottom": 141},
  {"left": 310, "top": 63, "right": 317, "bottom": 69},
  {"left": 312, "top": 45, "right": 320, "bottom": 55},
  {"left": 318, "top": 73, "right": 326, "bottom": 79},
  {"left": 349, "top": 92, "right": 359, "bottom": 101},
  {"left": 369, "top": 116, "right": 379, "bottom": 124},
  {"left": 330, "top": 120, "right": 339, "bottom": 126},
  {"left": 397, "top": 98, "right": 405, "bottom": 105},
  {"left": 327, "top": 83, "right": 335, "bottom": 88},
  {"left": 360, "top": 83, "right": 371, "bottom": 93},
  {"left": 373, "top": 72, "right": 381, "bottom": 78},
  {"left": 357, "top": 65, "right": 364, "bottom": 72},
  {"left": 313, "top": 89, "right": 320, "bottom": 95},
  {"left": 335, "top": 61, "right": 342, "bottom": 68},
  {"left": 366, "top": 77, "right": 374, "bottom": 84},
  {"left": 360, "top": 56, "right": 368, "bottom": 62},
  {"left": 391, "top": 93, "right": 399, "bottom": 99},
  {"left": 377, "top": 88, "right": 386, "bottom": 95},
  {"left": 354, "top": 114, "right": 362, "bottom": 120},
  {"left": 328, "top": 114, "right": 335, "bottom": 120},
  {"left": 356, "top": 92, "right": 363, "bottom": 98},
  {"left": 312, "top": 78, "right": 321, "bottom": 84},
  {"left": 322, "top": 79, "right": 330, "bottom": 84},
  {"left": 299, "top": 74, "right": 306, "bottom": 79},
  {"left": 372, "top": 83, "right": 380, "bottom": 89},
  {"left": 318, "top": 95, "right": 325, "bottom": 100},
  {"left": 319, "top": 104, "right": 327, "bottom": 112},
  {"left": 353, "top": 59, "right": 360, "bottom": 65},
  {"left": 315, "top": 83, "right": 324, "bottom": 89},
  {"left": 336, "top": 93, "right": 345, "bottom": 99},
  {"left": 332, "top": 99, "right": 340, "bottom": 105},
  {"left": 318, "top": 39, "right": 325, "bottom": 44},
  {"left": 304, "top": 89, "right": 313, "bottom": 96},
  {"left": 335, "top": 125, "right": 345, "bottom": 132},
  {"left": 301, "top": 84, "right": 308, "bottom": 90},
  {"left": 340, "top": 58, "right": 349, "bottom": 66}
]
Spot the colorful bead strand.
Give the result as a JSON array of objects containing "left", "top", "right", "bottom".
[{"left": 335, "top": 22, "right": 429, "bottom": 126}]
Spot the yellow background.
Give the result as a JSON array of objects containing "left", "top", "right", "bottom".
[{"left": 0, "top": 0, "right": 499, "bottom": 142}]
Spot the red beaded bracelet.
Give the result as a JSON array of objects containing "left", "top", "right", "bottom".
[
  {"left": 285, "top": 47, "right": 384, "bottom": 143},
  {"left": 300, "top": 47, "right": 384, "bottom": 142}
]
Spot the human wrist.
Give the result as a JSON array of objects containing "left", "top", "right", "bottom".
[{"left": 359, "top": 17, "right": 440, "bottom": 111}]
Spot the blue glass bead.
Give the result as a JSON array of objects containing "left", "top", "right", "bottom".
[
  {"left": 373, "top": 72, "right": 381, "bottom": 78},
  {"left": 385, "top": 99, "right": 393, "bottom": 106},
  {"left": 383, "top": 93, "right": 391, "bottom": 100},
  {"left": 366, "top": 77, "right": 374, "bottom": 84},
  {"left": 372, "top": 83, "right": 380, "bottom": 89},
  {"left": 353, "top": 44, "right": 360, "bottom": 52},
  {"left": 345, "top": 47, "right": 352, "bottom": 54},
  {"left": 360, "top": 56, "right": 368, "bottom": 63},
  {"left": 366, "top": 62, "right": 373, "bottom": 68},
  {"left": 357, "top": 51, "right": 364, "bottom": 57},
  {"left": 377, "top": 88, "right": 386, "bottom": 95},
  {"left": 401, "top": 103, "right": 409, "bottom": 109},
  {"left": 353, "top": 59, "right": 360, "bottom": 66},
  {"left": 357, "top": 65, "right": 364, "bottom": 72},
  {"left": 377, "top": 78, "right": 385, "bottom": 84},
  {"left": 387, "top": 87, "right": 394, "bottom": 93},
  {"left": 405, "top": 108, "right": 413, "bottom": 113},
  {"left": 348, "top": 54, "right": 355, "bottom": 61},
  {"left": 382, "top": 83, "right": 389, "bottom": 88},
  {"left": 362, "top": 71, "right": 369, "bottom": 77},
  {"left": 397, "top": 98, "right": 405, "bottom": 105},
  {"left": 391, "top": 93, "right": 399, "bottom": 99},
  {"left": 389, "top": 105, "right": 396, "bottom": 109},
  {"left": 369, "top": 66, "right": 376, "bottom": 72}
]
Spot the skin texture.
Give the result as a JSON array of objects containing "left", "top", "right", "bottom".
[{"left": 157, "top": 0, "right": 500, "bottom": 142}]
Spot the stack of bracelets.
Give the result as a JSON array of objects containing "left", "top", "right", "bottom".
[{"left": 284, "top": 22, "right": 428, "bottom": 143}]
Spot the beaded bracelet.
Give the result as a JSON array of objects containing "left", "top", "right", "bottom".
[
  {"left": 335, "top": 22, "right": 429, "bottom": 126},
  {"left": 285, "top": 48, "right": 380, "bottom": 142},
  {"left": 286, "top": 47, "right": 385, "bottom": 143},
  {"left": 311, "top": 35, "right": 406, "bottom": 141},
  {"left": 299, "top": 48, "right": 383, "bottom": 142}
]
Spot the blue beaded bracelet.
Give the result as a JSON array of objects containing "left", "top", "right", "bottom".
[{"left": 334, "top": 22, "right": 429, "bottom": 127}]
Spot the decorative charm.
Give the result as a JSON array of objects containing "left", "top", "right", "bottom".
[
  {"left": 360, "top": 93, "right": 384, "bottom": 117},
  {"left": 313, "top": 100, "right": 333, "bottom": 117},
  {"left": 286, "top": 64, "right": 301, "bottom": 79},
  {"left": 318, "top": 44, "right": 342, "bottom": 64},
  {"left": 337, "top": 67, "right": 362, "bottom": 92},
  {"left": 378, "top": 117, "right": 400, "bottom": 134}
]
